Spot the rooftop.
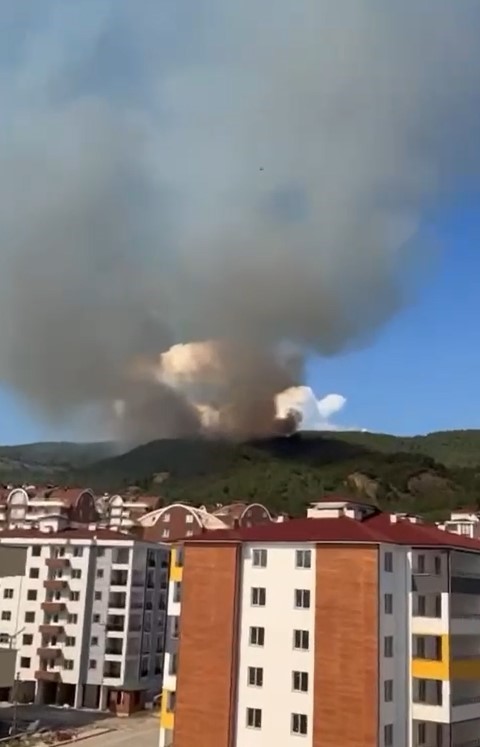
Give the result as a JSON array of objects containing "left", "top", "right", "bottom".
[{"left": 186, "top": 505, "right": 480, "bottom": 552}]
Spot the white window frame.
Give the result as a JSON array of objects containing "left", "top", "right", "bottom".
[
  {"left": 249, "top": 626, "right": 265, "bottom": 647},
  {"left": 246, "top": 708, "right": 262, "bottom": 729},
  {"left": 251, "top": 587, "right": 266, "bottom": 606},
  {"left": 293, "top": 629, "right": 309, "bottom": 651},
  {"left": 292, "top": 671, "right": 309, "bottom": 693},
  {"left": 185, "top": 514, "right": 194, "bottom": 524},
  {"left": 291, "top": 713, "right": 308, "bottom": 736},
  {"left": 294, "top": 589, "right": 310, "bottom": 609},
  {"left": 247, "top": 666, "right": 263, "bottom": 687},
  {"left": 252, "top": 549, "right": 267, "bottom": 568},
  {"left": 295, "top": 550, "right": 311, "bottom": 569}
]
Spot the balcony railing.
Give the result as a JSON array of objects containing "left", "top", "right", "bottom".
[
  {"left": 41, "top": 602, "right": 66, "bottom": 614},
  {"left": 452, "top": 695, "right": 480, "bottom": 706},
  {"left": 453, "top": 569, "right": 480, "bottom": 579},
  {"left": 37, "top": 647, "right": 62, "bottom": 660},
  {"left": 46, "top": 558, "right": 70, "bottom": 570},
  {"left": 35, "top": 670, "right": 61, "bottom": 682},
  {"left": 451, "top": 613, "right": 480, "bottom": 619},
  {"left": 43, "top": 580, "right": 68, "bottom": 592},
  {"left": 39, "top": 624, "right": 64, "bottom": 635}
]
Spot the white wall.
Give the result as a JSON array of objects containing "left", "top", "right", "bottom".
[
  {"left": 379, "top": 544, "right": 409, "bottom": 747},
  {"left": 234, "top": 542, "right": 315, "bottom": 747}
]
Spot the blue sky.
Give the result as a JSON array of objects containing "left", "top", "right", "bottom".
[
  {"left": 307, "top": 201, "right": 480, "bottom": 435},
  {"left": 1, "top": 2, "right": 480, "bottom": 445},
  {"left": 1, "top": 201, "right": 479, "bottom": 443}
]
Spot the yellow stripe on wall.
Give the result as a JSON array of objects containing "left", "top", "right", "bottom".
[
  {"left": 170, "top": 548, "right": 183, "bottom": 582},
  {"left": 412, "top": 635, "right": 450, "bottom": 681},
  {"left": 160, "top": 689, "right": 175, "bottom": 731}
]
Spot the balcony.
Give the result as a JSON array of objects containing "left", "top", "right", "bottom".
[
  {"left": 35, "top": 670, "right": 61, "bottom": 682},
  {"left": 41, "top": 602, "right": 66, "bottom": 614},
  {"left": 39, "top": 624, "right": 64, "bottom": 636},
  {"left": 110, "top": 571, "right": 128, "bottom": 587},
  {"left": 37, "top": 647, "right": 62, "bottom": 660},
  {"left": 43, "top": 580, "right": 68, "bottom": 592},
  {"left": 46, "top": 558, "right": 70, "bottom": 570}
]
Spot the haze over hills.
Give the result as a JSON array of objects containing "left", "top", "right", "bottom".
[{"left": 1, "top": 430, "right": 480, "bottom": 519}]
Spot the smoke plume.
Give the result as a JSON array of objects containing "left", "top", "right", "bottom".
[{"left": 0, "top": 1, "right": 480, "bottom": 441}]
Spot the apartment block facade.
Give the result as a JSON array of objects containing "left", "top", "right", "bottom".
[
  {"left": 0, "top": 529, "right": 169, "bottom": 714},
  {"left": 159, "top": 497, "right": 480, "bottom": 747}
]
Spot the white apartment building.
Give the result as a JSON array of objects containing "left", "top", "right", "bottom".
[
  {"left": 161, "top": 498, "right": 480, "bottom": 747},
  {"left": 439, "top": 509, "right": 480, "bottom": 539},
  {"left": 0, "top": 528, "right": 169, "bottom": 715}
]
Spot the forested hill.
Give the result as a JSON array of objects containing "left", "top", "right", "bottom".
[{"left": 1, "top": 430, "right": 480, "bottom": 520}]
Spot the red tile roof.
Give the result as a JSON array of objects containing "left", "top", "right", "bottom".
[
  {"left": 0, "top": 528, "right": 138, "bottom": 542},
  {"left": 186, "top": 510, "right": 480, "bottom": 552}
]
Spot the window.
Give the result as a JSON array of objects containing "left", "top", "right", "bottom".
[
  {"left": 96, "top": 569, "right": 104, "bottom": 579},
  {"left": 293, "top": 629, "right": 309, "bottom": 651},
  {"left": 248, "top": 667, "right": 263, "bottom": 687},
  {"left": 31, "top": 546, "right": 41, "bottom": 557},
  {"left": 27, "top": 590, "right": 37, "bottom": 601},
  {"left": 384, "top": 724, "right": 393, "bottom": 746},
  {"left": 70, "top": 591, "right": 80, "bottom": 602},
  {"left": 417, "top": 554, "right": 426, "bottom": 574},
  {"left": 1, "top": 611, "right": 11, "bottom": 621},
  {"left": 72, "top": 570, "right": 81, "bottom": 579},
  {"left": 92, "top": 614, "right": 100, "bottom": 623},
  {"left": 292, "top": 671, "right": 308, "bottom": 693},
  {"left": 296, "top": 550, "right": 311, "bottom": 569},
  {"left": 291, "top": 713, "right": 308, "bottom": 736},
  {"left": 20, "top": 657, "right": 31, "bottom": 668},
  {"left": 97, "top": 548, "right": 105, "bottom": 557},
  {"left": 29, "top": 568, "right": 39, "bottom": 579},
  {"left": 384, "top": 636, "right": 393, "bottom": 658},
  {"left": 73, "top": 548, "right": 83, "bottom": 557},
  {"left": 25, "top": 612, "right": 35, "bottom": 623},
  {"left": 89, "top": 660, "right": 97, "bottom": 670},
  {"left": 246, "top": 708, "right": 262, "bottom": 729},
  {"left": 162, "top": 530, "right": 170, "bottom": 539},
  {"left": 417, "top": 723, "right": 426, "bottom": 745},
  {"left": 22, "top": 634, "right": 33, "bottom": 646},
  {"left": 0, "top": 634, "right": 9, "bottom": 644},
  {"left": 185, "top": 514, "right": 194, "bottom": 524},
  {"left": 416, "top": 636, "right": 426, "bottom": 658},
  {"left": 68, "top": 614, "right": 78, "bottom": 624},
  {"left": 417, "top": 595, "right": 426, "bottom": 616},
  {"left": 3, "top": 589, "right": 13, "bottom": 599},
  {"left": 251, "top": 587, "right": 266, "bottom": 606},
  {"left": 434, "top": 556, "right": 441, "bottom": 575},
  {"left": 384, "top": 552, "right": 393, "bottom": 572},
  {"left": 252, "top": 549, "right": 267, "bottom": 568},
  {"left": 384, "top": 680, "right": 393, "bottom": 702},
  {"left": 435, "top": 594, "right": 442, "bottom": 618},
  {"left": 185, "top": 530, "right": 193, "bottom": 537},
  {"left": 64, "top": 660, "right": 74, "bottom": 671},
  {"left": 294, "top": 589, "right": 310, "bottom": 609},
  {"left": 163, "top": 513, "right": 171, "bottom": 523},
  {"left": 384, "top": 594, "right": 393, "bottom": 614},
  {"left": 91, "top": 637, "right": 98, "bottom": 646},
  {"left": 249, "top": 626, "right": 265, "bottom": 646},
  {"left": 94, "top": 592, "right": 102, "bottom": 601},
  {"left": 65, "top": 637, "right": 76, "bottom": 646}
]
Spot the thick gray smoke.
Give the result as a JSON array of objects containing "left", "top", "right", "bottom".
[{"left": 0, "top": 1, "right": 480, "bottom": 441}]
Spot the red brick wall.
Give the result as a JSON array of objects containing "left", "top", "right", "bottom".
[
  {"left": 313, "top": 545, "right": 379, "bottom": 747},
  {"left": 173, "top": 544, "right": 240, "bottom": 747}
]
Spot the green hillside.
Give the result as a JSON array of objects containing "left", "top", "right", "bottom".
[{"left": 2, "top": 430, "right": 480, "bottom": 520}]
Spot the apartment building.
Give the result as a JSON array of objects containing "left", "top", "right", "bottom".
[
  {"left": 0, "top": 528, "right": 169, "bottom": 715},
  {"left": 140, "top": 501, "right": 275, "bottom": 543},
  {"left": 0, "top": 486, "right": 161, "bottom": 532},
  {"left": 439, "top": 509, "right": 480, "bottom": 540},
  {"left": 159, "top": 497, "right": 480, "bottom": 747},
  {"left": 0, "top": 545, "right": 27, "bottom": 694}
]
